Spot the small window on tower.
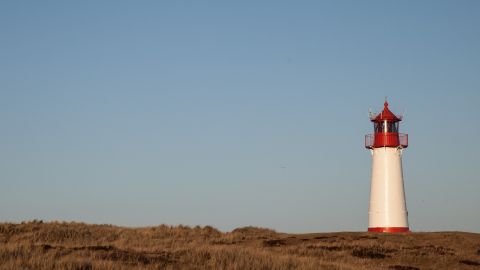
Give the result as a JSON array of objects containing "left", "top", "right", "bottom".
[
  {"left": 387, "top": 122, "right": 399, "bottom": 133},
  {"left": 374, "top": 122, "right": 386, "bottom": 133}
]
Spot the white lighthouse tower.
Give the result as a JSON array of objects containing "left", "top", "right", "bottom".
[{"left": 365, "top": 100, "right": 409, "bottom": 233}]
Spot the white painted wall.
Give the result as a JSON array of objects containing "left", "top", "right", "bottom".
[{"left": 369, "top": 147, "right": 409, "bottom": 229}]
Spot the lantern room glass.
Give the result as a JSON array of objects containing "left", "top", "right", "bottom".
[{"left": 374, "top": 122, "right": 399, "bottom": 133}]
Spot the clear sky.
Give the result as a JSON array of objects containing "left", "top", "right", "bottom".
[{"left": 1, "top": 1, "right": 479, "bottom": 233}]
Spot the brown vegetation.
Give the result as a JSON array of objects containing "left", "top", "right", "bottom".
[{"left": 1, "top": 220, "right": 479, "bottom": 269}]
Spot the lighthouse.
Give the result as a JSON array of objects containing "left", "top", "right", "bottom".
[{"left": 365, "top": 100, "right": 409, "bottom": 233}]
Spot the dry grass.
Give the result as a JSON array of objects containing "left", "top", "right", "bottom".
[{"left": 1, "top": 220, "right": 479, "bottom": 269}]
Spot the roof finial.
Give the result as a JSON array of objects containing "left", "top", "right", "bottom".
[{"left": 384, "top": 96, "right": 388, "bottom": 108}]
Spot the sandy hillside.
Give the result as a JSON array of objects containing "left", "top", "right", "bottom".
[{"left": 1, "top": 221, "right": 479, "bottom": 269}]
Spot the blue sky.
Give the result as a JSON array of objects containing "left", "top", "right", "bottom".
[{"left": 1, "top": 1, "right": 479, "bottom": 232}]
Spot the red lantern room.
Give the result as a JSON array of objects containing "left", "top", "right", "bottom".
[{"left": 365, "top": 101, "right": 408, "bottom": 149}]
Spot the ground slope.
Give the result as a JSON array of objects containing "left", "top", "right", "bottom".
[{"left": 1, "top": 221, "right": 479, "bottom": 269}]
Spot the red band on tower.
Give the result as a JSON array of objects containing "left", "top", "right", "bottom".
[{"left": 368, "top": 227, "right": 410, "bottom": 233}]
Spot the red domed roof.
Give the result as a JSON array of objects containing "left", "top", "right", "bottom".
[{"left": 371, "top": 101, "right": 401, "bottom": 122}]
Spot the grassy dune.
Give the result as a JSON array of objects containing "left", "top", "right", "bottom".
[{"left": 1, "top": 221, "right": 479, "bottom": 269}]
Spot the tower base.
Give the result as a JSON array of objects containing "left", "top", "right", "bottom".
[{"left": 368, "top": 227, "right": 410, "bottom": 233}]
